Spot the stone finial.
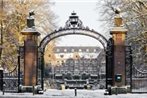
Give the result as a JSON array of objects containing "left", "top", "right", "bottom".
[
  {"left": 114, "top": 7, "right": 121, "bottom": 15},
  {"left": 27, "top": 11, "right": 35, "bottom": 28},
  {"left": 21, "top": 11, "right": 40, "bottom": 36},
  {"left": 110, "top": 7, "right": 127, "bottom": 34},
  {"left": 114, "top": 8, "right": 122, "bottom": 27}
]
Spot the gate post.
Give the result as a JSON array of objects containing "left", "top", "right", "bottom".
[
  {"left": 110, "top": 10, "right": 128, "bottom": 94},
  {"left": 21, "top": 12, "right": 40, "bottom": 88},
  {"left": 0, "top": 66, "right": 3, "bottom": 91}
]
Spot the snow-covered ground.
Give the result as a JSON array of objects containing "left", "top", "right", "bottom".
[{"left": 0, "top": 89, "right": 147, "bottom": 98}]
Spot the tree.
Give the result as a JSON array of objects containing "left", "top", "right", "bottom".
[
  {"left": 98, "top": 0, "right": 147, "bottom": 71},
  {"left": 44, "top": 41, "right": 56, "bottom": 66},
  {"left": 98, "top": 0, "right": 147, "bottom": 35},
  {"left": 0, "top": 0, "right": 56, "bottom": 72}
]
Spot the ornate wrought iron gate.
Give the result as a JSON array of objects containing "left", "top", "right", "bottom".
[
  {"left": 106, "top": 38, "right": 114, "bottom": 89},
  {"left": 39, "top": 12, "right": 108, "bottom": 90},
  {"left": 3, "top": 72, "right": 19, "bottom": 93},
  {"left": 126, "top": 45, "right": 147, "bottom": 93},
  {"left": 125, "top": 46, "right": 132, "bottom": 90},
  {"left": 3, "top": 46, "right": 23, "bottom": 93},
  {"left": 131, "top": 44, "right": 147, "bottom": 93}
]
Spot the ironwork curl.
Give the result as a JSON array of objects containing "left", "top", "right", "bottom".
[{"left": 39, "top": 12, "right": 108, "bottom": 52}]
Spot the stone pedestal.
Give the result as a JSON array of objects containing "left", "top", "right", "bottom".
[{"left": 23, "top": 34, "right": 38, "bottom": 86}]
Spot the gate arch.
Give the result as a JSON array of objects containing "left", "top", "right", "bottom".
[
  {"left": 38, "top": 12, "right": 108, "bottom": 89},
  {"left": 39, "top": 12, "right": 108, "bottom": 52}
]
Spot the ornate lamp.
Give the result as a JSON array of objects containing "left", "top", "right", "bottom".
[
  {"left": 65, "top": 11, "right": 83, "bottom": 28},
  {"left": 69, "top": 12, "right": 79, "bottom": 27}
]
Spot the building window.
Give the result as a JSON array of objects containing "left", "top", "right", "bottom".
[
  {"left": 57, "top": 49, "right": 60, "bottom": 52},
  {"left": 86, "top": 49, "right": 89, "bottom": 52},
  {"left": 79, "top": 49, "right": 82, "bottom": 52},
  {"left": 71, "top": 49, "right": 74, "bottom": 52},
  {"left": 93, "top": 49, "right": 96, "bottom": 52},
  {"left": 64, "top": 49, "right": 67, "bottom": 52}
]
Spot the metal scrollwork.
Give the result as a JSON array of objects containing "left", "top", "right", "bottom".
[{"left": 39, "top": 12, "right": 108, "bottom": 53}]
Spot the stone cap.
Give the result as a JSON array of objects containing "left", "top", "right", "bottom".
[
  {"left": 110, "top": 27, "right": 128, "bottom": 34},
  {"left": 21, "top": 27, "right": 40, "bottom": 36}
]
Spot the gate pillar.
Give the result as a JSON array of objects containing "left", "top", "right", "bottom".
[
  {"left": 110, "top": 11, "right": 127, "bottom": 88},
  {"left": 21, "top": 13, "right": 40, "bottom": 86}
]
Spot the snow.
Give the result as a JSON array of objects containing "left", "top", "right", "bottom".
[{"left": 0, "top": 89, "right": 147, "bottom": 98}]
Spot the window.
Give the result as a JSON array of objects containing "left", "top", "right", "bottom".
[
  {"left": 56, "top": 49, "right": 60, "bottom": 52},
  {"left": 93, "top": 49, "right": 96, "bottom": 52},
  {"left": 86, "top": 49, "right": 89, "bottom": 52},
  {"left": 71, "top": 49, "right": 74, "bottom": 52},
  {"left": 79, "top": 49, "right": 82, "bottom": 52},
  {"left": 64, "top": 49, "right": 67, "bottom": 52}
]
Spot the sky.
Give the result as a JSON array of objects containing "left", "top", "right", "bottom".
[{"left": 50, "top": 0, "right": 108, "bottom": 47}]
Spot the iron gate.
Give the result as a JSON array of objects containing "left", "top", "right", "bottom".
[
  {"left": 106, "top": 38, "right": 114, "bottom": 89},
  {"left": 126, "top": 45, "right": 147, "bottom": 93},
  {"left": 2, "top": 46, "right": 24, "bottom": 93},
  {"left": 3, "top": 72, "right": 21, "bottom": 93}
]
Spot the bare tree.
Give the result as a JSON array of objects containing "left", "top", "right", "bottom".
[{"left": 98, "top": 0, "right": 147, "bottom": 71}]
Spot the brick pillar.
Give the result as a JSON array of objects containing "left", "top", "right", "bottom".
[
  {"left": 110, "top": 13, "right": 127, "bottom": 87},
  {"left": 21, "top": 15, "right": 40, "bottom": 86}
]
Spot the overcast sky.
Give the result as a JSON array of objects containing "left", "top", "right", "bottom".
[{"left": 50, "top": 0, "right": 108, "bottom": 47}]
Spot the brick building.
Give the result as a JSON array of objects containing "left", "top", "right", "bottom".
[{"left": 47, "top": 46, "right": 105, "bottom": 89}]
